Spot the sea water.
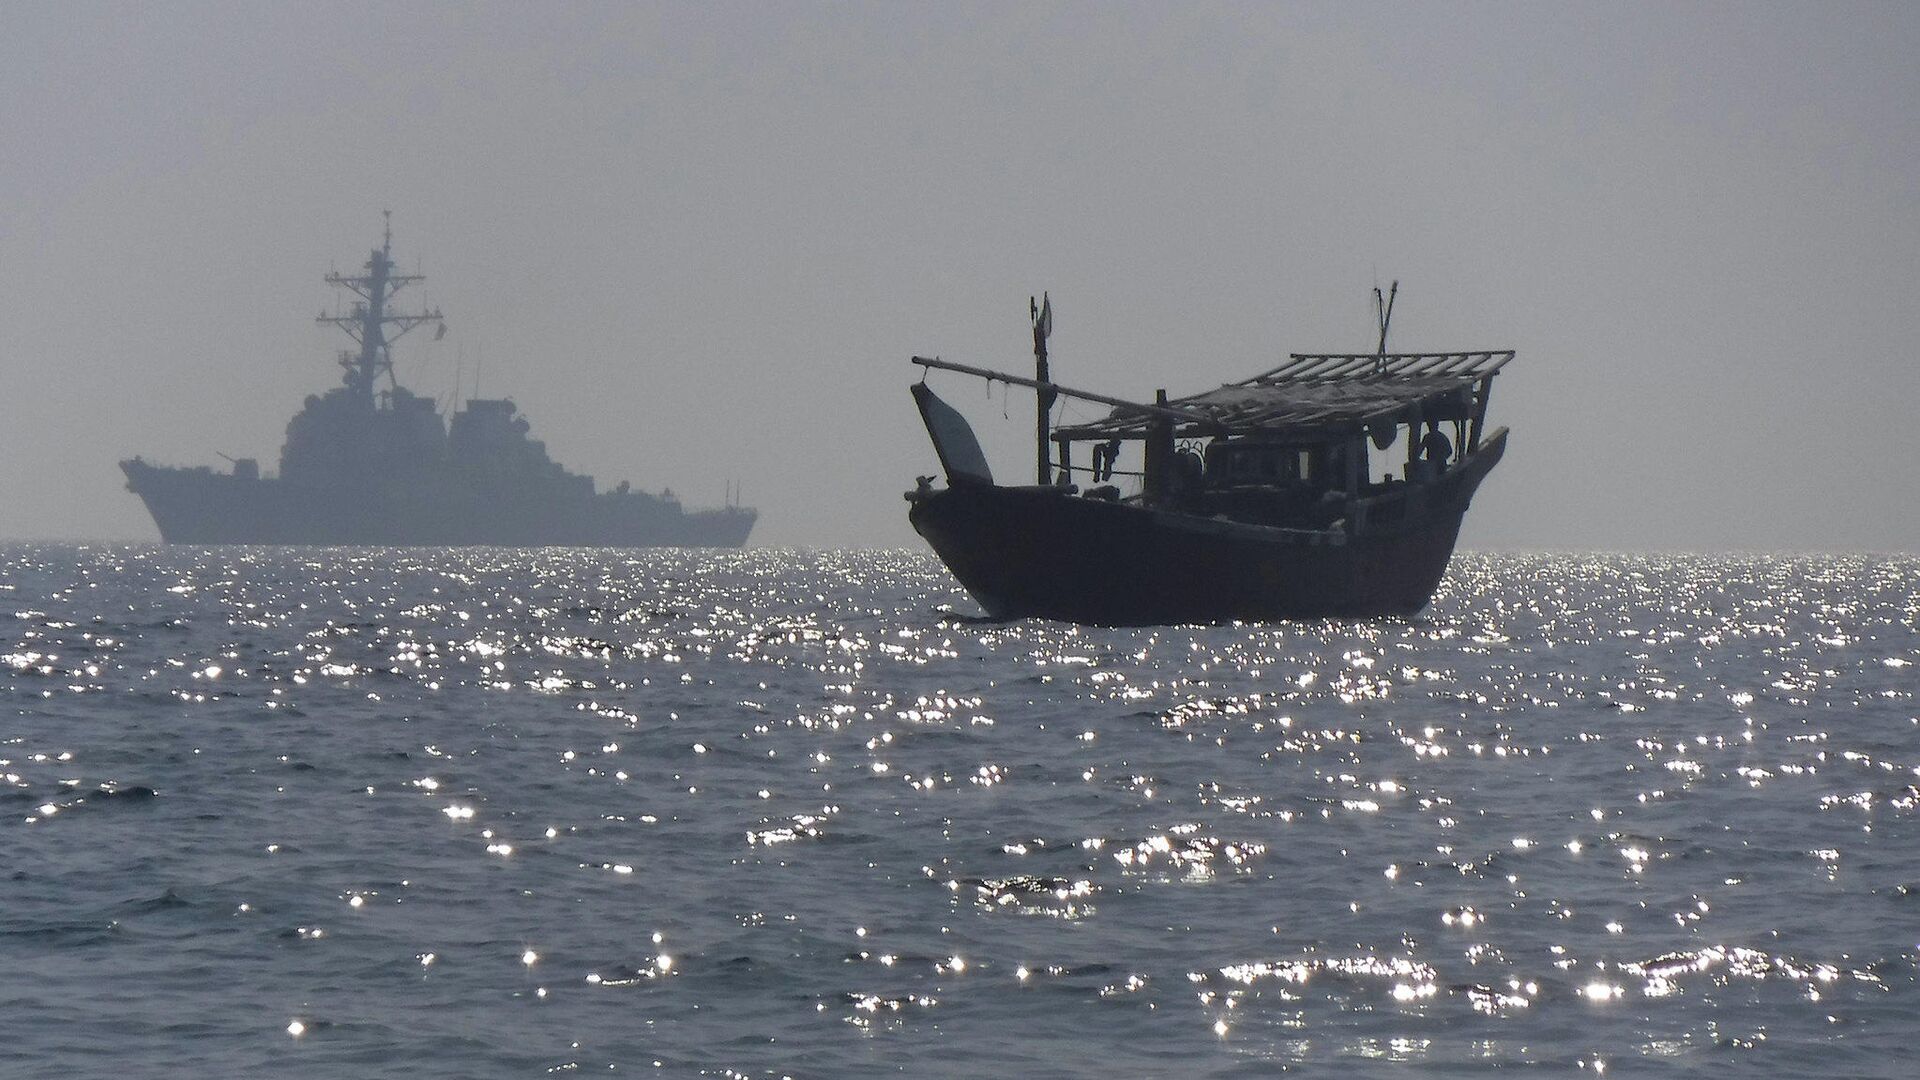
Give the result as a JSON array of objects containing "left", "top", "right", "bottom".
[{"left": 3, "top": 546, "right": 1917, "bottom": 1078}]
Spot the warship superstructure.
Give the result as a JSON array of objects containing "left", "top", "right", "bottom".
[{"left": 122, "top": 219, "right": 755, "bottom": 546}]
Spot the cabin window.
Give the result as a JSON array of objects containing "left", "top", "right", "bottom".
[
  {"left": 1198, "top": 441, "right": 1320, "bottom": 484},
  {"left": 1203, "top": 442, "right": 1314, "bottom": 485}
]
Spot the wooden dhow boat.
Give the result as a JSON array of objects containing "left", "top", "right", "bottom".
[{"left": 905, "top": 290, "right": 1512, "bottom": 624}]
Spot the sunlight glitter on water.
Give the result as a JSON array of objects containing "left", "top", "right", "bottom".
[{"left": 3, "top": 547, "right": 1919, "bottom": 1076}]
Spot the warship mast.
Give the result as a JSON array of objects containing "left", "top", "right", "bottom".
[{"left": 317, "top": 211, "right": 444, "bottom": 405}]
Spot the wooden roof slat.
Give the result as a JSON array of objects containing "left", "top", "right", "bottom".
[
  {"left": 1284, "top": 354, "right": 1344, "bottom": 379},
  {"left": 1040, "top": 349, "right": 1515, "bottom": 440},
  {"left": 1325, "top": 356, "right": 1381, "bottom": 379},
  {"left": 1253, "top": 350, "right": 1513, "bottom": 383}
]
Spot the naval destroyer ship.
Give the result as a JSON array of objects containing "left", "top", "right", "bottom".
[{"left": 122, "top": 219, "right": 756, "bottom": 546}]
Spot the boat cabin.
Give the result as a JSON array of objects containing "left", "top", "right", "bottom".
[
  {"left": 1066, "top": 352, "right": 1508, "bottom": 529},
  {"left": 915, "top": 350, "right": 1511, "bottom": 533}
]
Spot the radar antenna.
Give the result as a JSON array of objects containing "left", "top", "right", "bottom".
[{"left": 317, "top": 212, "right": 444, "bottom": 403}]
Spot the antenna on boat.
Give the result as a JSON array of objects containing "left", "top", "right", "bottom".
[
  {"left": 1031, "top": 292, "right": 1056, "bottom": 484},
  {"left": 1373, "top": 280, "right": 1398, "bottom": 371}
]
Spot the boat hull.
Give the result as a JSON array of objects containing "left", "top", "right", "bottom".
[
  {"left": 909, "top": 432, "right": 1503, "bottom": 624},
  {"left": 121, "top": 460, "right": 755, "bottom": 547}
]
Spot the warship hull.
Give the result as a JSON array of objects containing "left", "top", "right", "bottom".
[{"left": 122, "top": 460, "right": 755, "bottom": 547}]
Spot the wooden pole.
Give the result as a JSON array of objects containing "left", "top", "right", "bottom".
[
  {"left": 1143, "top": 389, "right": 1172, "bottom": 501},
  {"left": 1376, "top": 281, "right": 1398, "bottom": 355},
  {"left": 1032, "top": 294, "right": 1055, "bottom": 485},
  {"left": 1467, "top": 375, "right": 1494, "bottom": 451},
  {"left": 909, "top": 358, "right": 1213, "bottom": 425}
]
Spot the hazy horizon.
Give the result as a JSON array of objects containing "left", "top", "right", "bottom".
[{"left": 5, "top": 1, "right": 1917, "bottom": 552}]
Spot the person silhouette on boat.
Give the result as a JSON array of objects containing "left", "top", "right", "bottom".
[{"left": 1418, "top": 424, "right": 1453, "bottom": 478}]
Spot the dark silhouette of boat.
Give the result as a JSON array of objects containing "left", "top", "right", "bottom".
[
  {"left": 122, "top": 217, "right": 755, "bottom": 547},
  {"left": 906, "top": 289, "right": 1511, "bottom": 624}
]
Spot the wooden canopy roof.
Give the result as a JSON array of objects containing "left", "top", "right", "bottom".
[{"left": 1051, "top": 350, "right": 1513, "bottom": 440}]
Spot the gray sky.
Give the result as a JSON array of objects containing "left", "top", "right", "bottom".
[{"left": 4, "top": 1, "right": 1917, "bottom": 551}]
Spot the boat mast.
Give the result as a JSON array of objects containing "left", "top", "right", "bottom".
[
  {"left": 1031, "top": 293, "right": 1055, "bottom": 484},
  {"left": 318, "top": 211, "right": 445, "bottom": 405},
  {"left": 1372, "top": 280, "right": 1398, "bottom": 372}
]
